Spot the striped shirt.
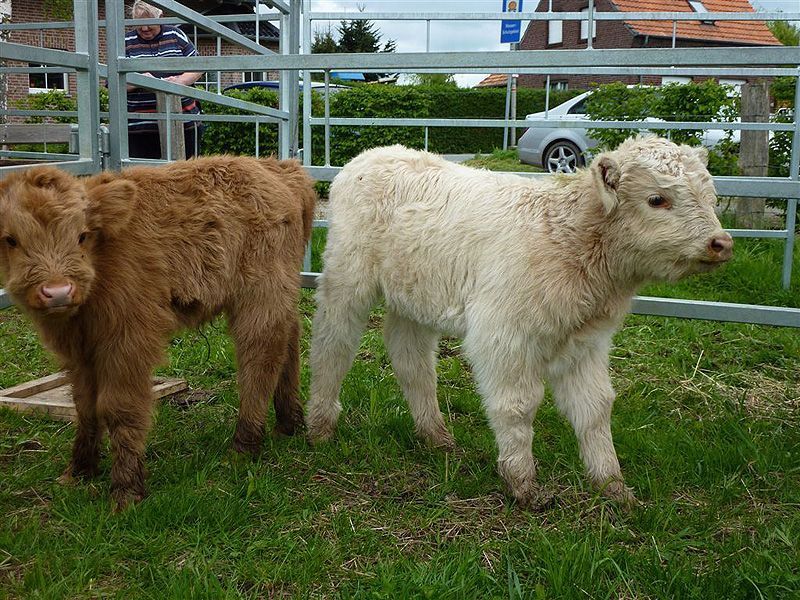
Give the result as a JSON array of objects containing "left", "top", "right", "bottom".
[{"left": 125, "top": 26, "right": 201, "bottom": 132}]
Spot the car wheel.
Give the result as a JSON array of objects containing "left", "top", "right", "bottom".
[{"left": 543, "top": 141, "right": 583, "bottom": 174}]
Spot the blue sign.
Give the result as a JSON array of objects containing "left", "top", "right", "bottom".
[{"left": 501, "top": 0, "right": 524, "bottom": 44}]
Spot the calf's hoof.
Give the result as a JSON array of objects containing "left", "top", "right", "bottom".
[
  {"left": 233, "top": 421, "right": 264, "bottom": 456},
  {"left": 273, "top": 407, "right": 305, "bottom": 437},
  {"left": 232, "top": 436, "right": 262, "bottom": 457},
  {"left": 305, "top": 416, "right": 337, "bottom": 444},
  {"left": 111, "top": 486, "right": 146, "bottom": 512},
  {"left": 419, "top": 426, "right": 457, "bottom": 451},
  {"left": 513, "top": 483, "right": 557, "bottom": 512},
  {"left": 597, "top": 478, "right": 639, "bottom": 511},
  {"left": 498, "top": 457, "right": 544, "bottom": 509},
  {"left": 58, "top": 462, "right": 100, "bottom": 485}
]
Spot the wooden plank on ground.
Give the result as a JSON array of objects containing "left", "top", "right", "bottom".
[{"left": 0, "top": 374, "right": 189, "bottom": 422}]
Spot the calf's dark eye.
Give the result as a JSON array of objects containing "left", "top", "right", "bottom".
[
  {"left": 4, "top": 236, "right": 16, "bottom": 248},
  {"left": 648, "top": 195, "right": 669, "bottom": 208},
  {"left": 78, "top": 232, "right": 87, "bottom": 244}
]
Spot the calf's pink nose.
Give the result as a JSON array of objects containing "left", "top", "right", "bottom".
[
  {"left": 39, "top": 283, "right": 74, "bottom": 307},
  {"left": 708, "top": 233, "right": 733, "bottom": 260}
]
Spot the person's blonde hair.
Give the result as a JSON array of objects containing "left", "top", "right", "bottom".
[{"left": 130, "top": 1, "right": 163, "bottom": 19}]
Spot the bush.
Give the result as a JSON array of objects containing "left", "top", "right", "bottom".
[
  {"left": 200, "top": 85, "right": 584, "bottom": 163},
  {"left": 585, "top": 81, "right": 740, "bottom": 176},
  {"left": 12, "top": 89, "right": 109, "bottom": 154}
]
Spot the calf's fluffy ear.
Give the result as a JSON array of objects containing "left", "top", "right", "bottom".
[
  {"left": 591, "top": 154, "right": 621, "bottom": 214},
  {"left": 85, "top": 179, "right": 137, "bottom": 238}
]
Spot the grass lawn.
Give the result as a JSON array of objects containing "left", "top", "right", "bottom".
[
  {"left": 1, "top": 177, "right": 799, "bottom": 597},
  {"left": 463, "top": 149, "right": 543, "bottom": 173}
]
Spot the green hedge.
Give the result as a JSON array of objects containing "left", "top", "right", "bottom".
[{"left": 200, "top": 85, "right": 583, "bottom": 163}]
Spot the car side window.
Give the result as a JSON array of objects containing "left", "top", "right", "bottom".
[{"left": 567, "top": 99, "right": 586, "bottom": 115}]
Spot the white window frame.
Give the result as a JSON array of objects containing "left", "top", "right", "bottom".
[
  {"left": 718, "top": 78, "right": 746, "bottom": 90},
  {"left": 662, "top": 76, "right": 691, "bottom": 85},
  {"left": 548, "top": 20, "right": 563, "bottom": 45},
  {"left": 28, "top": 64, "right": 69, "bottom": 94},
  {"left": 580, "top": 8, "right": 597, "bottom": 41}
]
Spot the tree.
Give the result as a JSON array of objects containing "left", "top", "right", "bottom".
[
  {"left": 311, "top": 25, "right": 339, "bottom": 55},
  {"left": 410, "top": 74, "right": 458, "bottom": 87},
  {"left": 310, "top": 18, "right": 396, "bottom": 83},
  {"left": 766, "top": 20, "right": 798, "bottom": 108},
  {"left": 767, "top": 19, "right": 800, "bottom": 46}
]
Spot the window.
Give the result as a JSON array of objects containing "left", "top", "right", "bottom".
[
  {"left": 243, "top": 71, "right": 265, "bottom": 83},
  {"left": 550, "top": 80, "right": 568, "bottom": 91},
  {"left": 688, "top": 1, "right": 715, "bottom": 25},
  {"left": 662, "top": 75, "right": 691, "bottom": 85},
  {"left": 580, "top": 8, "right": 597, "bottom": 41},
  {"left": 718, "top": 78, "right": 746, "bottom": 90},
  {"left": 28, "top": 64, "right": 68, "bottom": 94},
  {"left": 548, "top": 20, "right": 563, "bottom": 45}
]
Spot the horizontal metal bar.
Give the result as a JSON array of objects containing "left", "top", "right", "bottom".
[
  {"left": 0, "top": 110, "right": 79, "bottom": 119},
  {"left": 125, "top": 112, "right": 281, "bottom": 124},
  {"left": 0, "top": 67, "right": 77, "bottom": 74},
  {"left": 308, "top": 117, "right": 792, "bottom": 132},
  {"left": 715, "top": 178, "right": 800, "bottom": 199},
  {"left": 0, "top": 42, "right": 89, "bottom": 69},
  {"left": 122, "top": 14, "right": 282, "bottom": 26},
  {"left": 0, "top": 158, "right": 96, "bottom": 179},
  {"left": 308, "top": 11, "right": 800, "bottom": 22},
  {"left": 126, "top": 73, "right": 288, "bottom": 121},
  {"left": 727, "top": 229, "right": 789, "bottom": 239},
  {"left": 307, "top": 165, "right": 798, "bottom": 199},
  {"left": 118, "top": 47, "right": 800, "bottom": 73},
  {"left": 0, "top": 151, "right": 78, "bottom": 161},
  {"left": 526, "top": 120, "right": 794, "bottom": 132},
  {"left": 296, "top": 276, "right": 800, "bottom": 328},
  {"left": 0, "top": 14, "right": 282, "bottom": 31},
  {"left": 631, "top": 297, "right": 800, "bottom": 327}
]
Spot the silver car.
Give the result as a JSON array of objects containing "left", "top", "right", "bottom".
[
  {"left": 518, "top": 90, "right": 738, "bottom": 173},
  {"left": 517, "top": 92, "right": 596, "bottom": 173}
]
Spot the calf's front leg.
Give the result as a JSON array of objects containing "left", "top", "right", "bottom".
[
  {"left": 60, "top": 366, "right": 102, "bottom": 483},
  {"left": 548, "top": 337, "right": 636, "bottom": 507},
  {"left": 95, "top": 364, "right": 154, "bottom": 510},
  {"left": 467, "top": 329, "right": 545, "bottom": 507}
]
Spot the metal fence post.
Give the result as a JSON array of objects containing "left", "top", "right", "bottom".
[
  {"left": 105, "top": 0, "right": 129, "bottom": 170},
  {"left": 74, "top": 0, "right": 101, "bottom": 172},
  {"left": 782, "top": 72, "right": 800, "bottom": 289}
]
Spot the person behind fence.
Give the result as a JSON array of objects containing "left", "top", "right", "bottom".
[{"left": 125, "top": 0, "right": 204, "bottom": 159}]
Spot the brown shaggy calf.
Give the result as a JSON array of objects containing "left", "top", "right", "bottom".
[{"left": 0, "top": 156, "right": 315, "bottom": 509}]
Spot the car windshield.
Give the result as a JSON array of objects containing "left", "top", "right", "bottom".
[{"left": 567, "top": 98, "right": 586, "bottom": 115}]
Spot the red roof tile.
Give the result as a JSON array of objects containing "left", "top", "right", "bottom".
[
  {"left": 611, "top": 0, "right": 781, "bottom": 46},
  {"left": 476, "top": 73, "right": 510, "bottom": 87}
]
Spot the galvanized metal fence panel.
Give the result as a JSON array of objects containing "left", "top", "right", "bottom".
[{"left": 0, "top": 1, "right": 797, "bottom": 325}]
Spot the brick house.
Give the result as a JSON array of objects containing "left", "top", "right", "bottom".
[
  {"left": 4, "top": 0, "right": 279, "bottom": 107},
  {"left": 477, "top": 0, "right": 780, "bottom": 90}
]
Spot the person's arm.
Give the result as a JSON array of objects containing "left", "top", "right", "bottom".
[
  {"left": 126, "top": 72, "right": 155, "bottom": 92},
  {"left": 162, "top": 72, "right": 203, "bottom": 87}
]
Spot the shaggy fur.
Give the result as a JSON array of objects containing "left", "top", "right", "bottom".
[
  {"left": 306, "top": 136, "right": 732, "bottom": 508},
  {"left": 0, "top": 156, "right": 315, "bottom": 509}
]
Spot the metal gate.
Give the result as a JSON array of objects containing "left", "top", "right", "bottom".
[{"left": 1, "top": 0, "right": 798, "bottom": 327}]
